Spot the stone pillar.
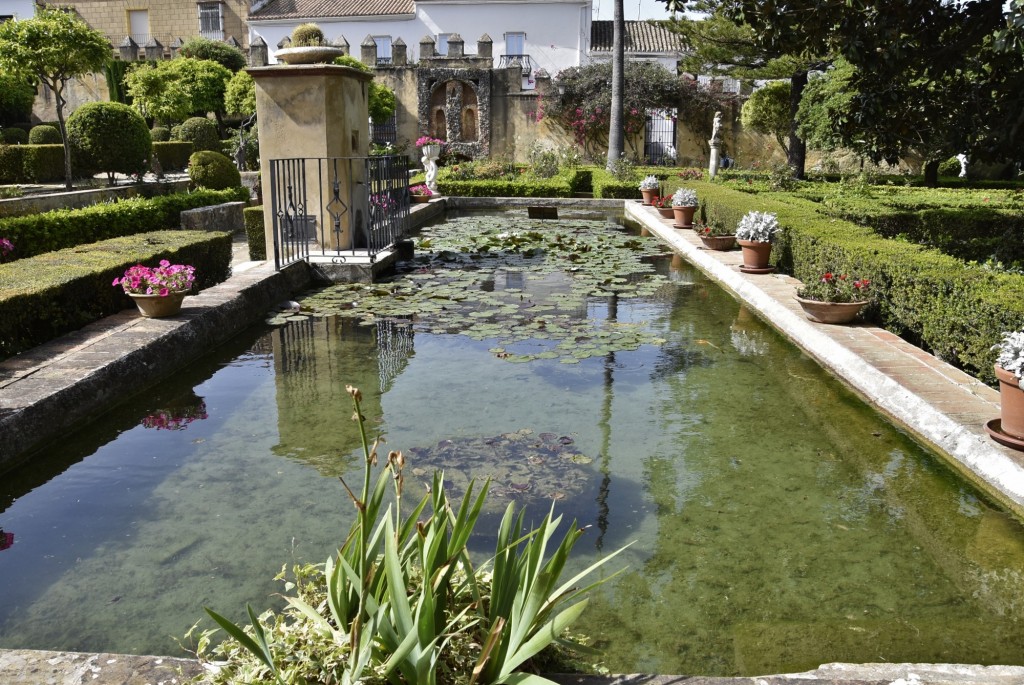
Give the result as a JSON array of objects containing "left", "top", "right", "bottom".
[
  {"left": 277, "top": 36, "right": 291, "bottom": 49},
  {"left": 248, "top": 64, "right": 373, "bottom": 256},
  {"left": 144, "top": 37, "right": 163, "bottom": 61},
  {"left": 334, "top": 35, "right": 349, "bottom": 55},
  {"left": 119, "top": 36, "right": 138, "bottom": 62},
  {"left": 249, "top": 36, "right": 268, "bottom": 66},
  {"left": 169, "top": 37, "right": 184, "bottom": 58},
  {"left": 447, "top": 33, "right": 464, "bottom": 58},
  {"left": 360, "top": 35, "right": 376, "bottom": 66},
  {"left": 419, "top": 36, "right": 435, "bottom": 60},
  {"left": 392, "top": 37, "right": 407, "bottom": 66},
  {"left": 477, "top": 34, "right": 492, "bottom": 60}
]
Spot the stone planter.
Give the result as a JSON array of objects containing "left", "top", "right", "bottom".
[
  {"left": 274, "top": 46, "right": 347, "bottom": 65},
  {"left": 129, "top": 290, "right": 188, "bottom": 318},
  {"left": 795, "top": 297, "right": 867, "bottom": 324},
  {"left": 672, "top": 205, "right": 696, "bottom": 229}
]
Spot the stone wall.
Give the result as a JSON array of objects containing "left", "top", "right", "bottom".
[{"left": 180, "top": 201, "right": 245, "bottom": 234}]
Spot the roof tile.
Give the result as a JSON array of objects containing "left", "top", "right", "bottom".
[
  {"left": 590, "top": 20, "right": 684, "bottom": 54},
  {"left": 251, "top": 0, "right": 414, "bottom": 21}
]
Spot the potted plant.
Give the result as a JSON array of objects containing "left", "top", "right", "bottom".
[
  {"left": 113, "top": 259, "right": 196, "bottom": 318},
  {"left": 638, "top": 174, "right": 660, "bottom": 205},
  {"left": 735, "top": 210, "right": 779, "bottom": 273},
  {"left": 795, "top": 272, "right": 871, "bottom": 324},
  {"left": 695, "top": 207, "right": 736, "bottom": 251},
  {"left": 671, "top": 187, "right": 698, "bottom": 228},
  {"left": 415, "top": 136, "right": 444, "bottom": 160},
  {"left": 409, "top": 184, "right": 433, "bottom": 203},
  {"left": 990, "top": 329, "right": 1024, "bottom": 447},
  {"left": 275, "top": 23, "right": 346, "bottom": 64},
  {"left": 650, "top": 194, "right": 674, "bottom": 219}
]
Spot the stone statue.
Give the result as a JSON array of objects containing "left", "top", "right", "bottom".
[
  {"left": 956, "top": 153, "right": 968, "bottom": 178},
  {"left": 422, "top": 145, "right": 440, "bottom": 193},
  {"left": 711, "top": 111, "right": 722, "bottom": 144}
]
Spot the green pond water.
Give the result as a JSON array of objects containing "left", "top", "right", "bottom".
[{"left": 1, "top": 209, "right": 1023, "bottom": 676}]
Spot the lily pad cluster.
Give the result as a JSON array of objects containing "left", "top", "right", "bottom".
[{"left": 274, "top": 213, "right": 676, "bottom": 363}]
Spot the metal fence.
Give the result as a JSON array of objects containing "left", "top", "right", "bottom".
[
  {"left": 267, "top": 155, "right": 410, "bottom": 270},
  {"left": 371, "top": 114, "right": 398, "bottom": 148},
  {"left": 644, "top": 109, "right": 677, "bottom": 165}
]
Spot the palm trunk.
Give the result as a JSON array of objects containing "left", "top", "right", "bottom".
[{"left": 606, "top": 0, "right": 625, "bottom": 170}]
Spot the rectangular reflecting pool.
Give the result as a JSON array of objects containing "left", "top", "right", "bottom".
[{"left": 1, "top": 209, "right": 1023, "bottom": 676}]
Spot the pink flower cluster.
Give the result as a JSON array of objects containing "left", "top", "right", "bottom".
[
  {"left": 0, "top": 238, "right": 13, "bottom": 260},
  {"left": 113, "top": 260, "right": 195, "bottom": 297},
  {"left": 409, "top": 184, "right": 432, "bottom": 196},
  {"left": 415, "top": 136, "right": 444, "bottom": 148},
  {"left": 141, "top": 400, "right": 208, "bottom": 430}
]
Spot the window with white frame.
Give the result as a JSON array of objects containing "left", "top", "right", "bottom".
[
  {"left": 373, "top": 35, "right": 392, "bottom": 63},
  {"left": 197, "top": 2, "right": 223, "bottom": 39},
  {"left": 436, "top": 33, "right": 451, "bottom": 56},
  {"left": 504, "top": 32, "right": 525, "bottom": 56}
]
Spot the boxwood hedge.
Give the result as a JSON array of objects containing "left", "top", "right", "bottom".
[{"left": 0, "top": 229, "right": 232, "bottom": 360}]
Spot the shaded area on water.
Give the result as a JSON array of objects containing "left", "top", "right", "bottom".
[{"left": 0, "top": 210, "right": 1022, "bottom": 676}]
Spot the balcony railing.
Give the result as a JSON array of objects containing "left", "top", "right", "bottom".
[
  {"left": 498, "top": 54, "right": 532, "bottom": 75},
  {"left": 199, "top": 29, "right": 224, "bottom": 41}
]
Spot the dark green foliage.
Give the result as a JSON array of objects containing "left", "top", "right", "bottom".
[
  {"left": 437, "top": 168, "right": 576, "bottom": 198},
  {"left": 332, "top": 54, "right": 371, "bottom": 72},
  {"left": 189, "top": 150, "right": 241, "bottom": 190},
  {"left": 1, "top": 127, "right": 28, "bottom": 144},
  {"left": 0, "top": 187, "right": 248, "bottom": 261},
  {"left": 177, "top": 36, "right": 247, "bottom": 72},
  {"left": 153, "top": 141, "right": 193, "bottom": 170},
  {"left": 104, "top": 59, "right": 131, "bottom": 104},
  {"left": 21, "top": 144, "right": 65, "bottom": 182},
  {"left": 28, "top": 125, "right": 60, "bottom": 145},
  {"left": 0, "top": 74, "right": 36, "bottom": 127},
  {"left": 243, "top": 205, "right": 266, "bottom": 260},
  {"left": 151, "top": 126, "right": 171, "bottom": 142},
  {"left": 0, "top": 230, "right": 232, "bottom": 360},
  {"left": 690, "top": 179, "right": 1024, "bottom": 384},
  {"left": 175, "top": 117, "right": 220, "bottom": 152},
  {"left": 67, "top": 102, "right": 152, "bottom": 181},
  {"left": 0, "top": 145, "right": 24, "bottom": 183}
]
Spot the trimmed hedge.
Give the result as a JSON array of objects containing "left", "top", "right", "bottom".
[
  {"left": 153, "top": 141, "right": 193, "bottom": 171},
  {"left": 0, "top": 145, "right": 23, "bottom": 183},
  {"left": 0, "top": 187, "right": 249, "bottom": 261},
  {"left": 690, "top": 180, "right": 1024, "bottom": 384},
  {"left": 243, "top": 205, "right": 266, "bottom": 260},
  {"left": 437, "top": 172, "right": 575, "bottom": 198},
  {"left": 590, "top": 167, "right": 641, "bottom": 199},
  {"left": 0, "top": 229, "right": 232, "bottom": 360},
  {"left": 21, "top": 144, "right": 65, "bottom": 183}
]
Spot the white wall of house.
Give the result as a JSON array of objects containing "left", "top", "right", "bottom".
[
  {"left": 587, "top": 53, "right": 679, "bottom": 72},
  {"left": 0, "top": 0, "right": 37, "bottom": 20},
  {"left": 249, "top": 0, "right": 591, "bottom": 79}
]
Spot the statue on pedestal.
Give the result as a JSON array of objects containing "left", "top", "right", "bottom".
[{"left": 709, "top": 111, "right": 723, "bottom": 179}]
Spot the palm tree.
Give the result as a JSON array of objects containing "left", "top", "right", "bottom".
[{"left": 606, "top": 0, "right": 625, "bottom": 169}]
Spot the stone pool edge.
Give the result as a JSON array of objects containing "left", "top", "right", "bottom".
[{"left": 624, "top": 201, "right": 1024, "bottom": 522}]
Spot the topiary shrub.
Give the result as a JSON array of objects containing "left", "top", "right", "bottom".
[
  {"left": 291, "top": 22, "right": 325, "bottom": 47},
  {"left": 937, "top": 156, "right": 961, "bottom": 177},
  {"left": 67, "top": 102, "right": 151, "bottom": 184},
  {"left": 28, "top": 124, "right": 60, "bottom": 145},
  {"left": 175, "top": 116, "right": 220, "bottom": 153},
  {"left": 189, "top": 150, "right": 241, "bottom": 190},
  {"left": 243, "top": 205, "right": 266, "bottom": 260},
  {"left": 151, "top": 126, "right": 170, "bottom": 142},
  {"left": 1, "top": 128, "right": 28, "bottom": 145},
  {"left": 177, "top": 36, "right": 247, "bottom": 72},
  {"left": 153, "top": 141, "right": 193, "bottom": 171}
]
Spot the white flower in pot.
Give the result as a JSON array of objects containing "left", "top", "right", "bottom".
[
  {"left": 735, "top": 211, "right": 780, "bottom": 243},
  {"left": 638, "top": 175, "right": 660, "bottom": 191},
  {"left": 671, "top": 187, "right": 698, "bottom": 207},
  {"left": 994, "top": 330, "right": 1024, "bottom": 389},
  {"left": 991, "top": 329, "right": 1024, "bottom": 444}
]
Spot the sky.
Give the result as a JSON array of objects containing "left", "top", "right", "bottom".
[{"left": 592, "top": 0, "right": 678, "bottom": 21}]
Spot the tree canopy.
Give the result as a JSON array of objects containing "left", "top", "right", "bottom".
[
  {"left": 177, "top": 37, "right": 247, "bottom": 73},
  {"left": 740, "top": 80, "right": 791, "bottom": 155},
  {"left": 124, "top": 57, "right": 231, "bottom": 125},
  {"left": 0, "top": 8, "right": 112, "bottom": 188}
]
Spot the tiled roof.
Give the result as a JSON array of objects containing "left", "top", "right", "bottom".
[
  {"left": 590, "top": 20, "right": 684, "bottom": 54},
  {"left": 250, "top": 0, "right": 414, "bottom": 21}
]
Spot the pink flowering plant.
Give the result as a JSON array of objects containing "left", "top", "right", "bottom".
[
  {"left": 797, "top": 272, "right": 872, "bottom": 303},
  {"left": 409, "top": 183, "right": 432, "bottom": 197},
  {"left": 141, "top": 399, "right": 208, "bottom": 430},
  {"left": 113, "top": 260, "right": 196, "bottom": 297},
  {"left": 0, "top": 238, "right": 13, "bottom": 262},
  {"left": 415, "top": 136, "right": 444, "bottom": 148}
]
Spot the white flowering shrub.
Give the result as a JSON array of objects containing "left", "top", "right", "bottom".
[
  {"left": 672, "top": 187, "right": 698, "bottom": 207},
  {"left": 994, "top": 330, "right": 1024, "bottom": 387},
  {"left": 735, "top": 211, "right": 780, "bottom": 243},
  {"left": 638, "top": 174, "right": 660, "bottom": 191}
]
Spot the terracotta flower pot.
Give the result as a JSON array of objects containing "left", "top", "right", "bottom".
[
  {"left": 699, "top": 234, "right": 736, "bottom": 251},
  {"left": 129, "top": 290, "right": 188, "bottom": 318},
  {"left": 795, "top": 297, "right": 867, "bottom": 324},
  {"left": 737, "top": 239, "right": 773, "bottom": 271},
  {"left": 640, "top": 188, "right": 657, "bottom": 205},
  {"left": 411, "top": 195, "right": 432, "bottom": 203},
  {"left": 672, "top": 205, "right": 696, "bottom": 228},
  {"left": 995, "top": 365, "right": 1024, "bottom": 440},
  {"left": 656, "top": 207, "right": 674, "bottom": 219}
]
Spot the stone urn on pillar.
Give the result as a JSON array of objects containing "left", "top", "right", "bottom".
[{"left": 417, "top": 136, "right": 443, "bottom": 194}]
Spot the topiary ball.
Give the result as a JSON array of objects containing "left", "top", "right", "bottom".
[
  {"left": 1, "top": 127, "right": 28, "bottom": 145},
  {"left": 67, "top": 102, "right": 151, "bottom": 179},
  {"left": 29, "top": 124, "right": 61, "bottom": 144},
  {"left": 189, "top": 150, "right": 241, "bottom": 190},
  {"left": 176, "top": 117, "right": 220, "bottom": 153},
  {"left": 150, "top": 126, "right": 171, "bottom": 142},
  {"left": 291, "top": 23, "right": 325, "bottom": 47}
]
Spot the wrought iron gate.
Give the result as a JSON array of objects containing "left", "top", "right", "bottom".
[
  {"left": 267, "top": 155, "right": 410, "bottom": 270},
  {"left": 644, "top": 108, "right": 677, "bottom": 165}
]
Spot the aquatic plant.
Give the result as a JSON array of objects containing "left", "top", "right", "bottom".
[{"left": 196, "top": 386, "right": 627, "bottom": 685}]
